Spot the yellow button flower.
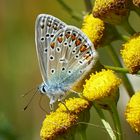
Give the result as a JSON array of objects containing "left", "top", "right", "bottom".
[
  {"left": 56, "top": 97, "right": 91, "bottom": 114},
  {"left": 83, "top": 69, "right": 121, "bottom": 101},
  {"left": 125, "top": 91, "right": 140, "bottom": 134},
  {"left": 93, "top": 0, "right": 129, "bottom": 24},
  {"left": 81, "top": 14, "right": 105, "bottom": 48},
  {"left": 40, "top": 112, "right": 78, "bottom": 140},
  {"left": 121, "top": 33, "right": 140, "bottom": 73}
]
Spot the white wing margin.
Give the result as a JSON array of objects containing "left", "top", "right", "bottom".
[{"left": 35, "top": 14, "right": 66, "bottom": 83}]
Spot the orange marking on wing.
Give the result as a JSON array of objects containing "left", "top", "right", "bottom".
[
  {"left": 50, "top": 42, "right": 55, "bottom": 49},
  {"left": 71, "top": 34, "right": 76, "bottom": 41},
  {"left": 75, "top": 39, "right": 81, "bottom": 46},
  {"left": 57, "top": 37, "right": 63, "bottom": 43},
  {"left": 80, "top": 45, "right": 87, "bottom": 52},
  {"left": 65, "top": 33, "right": 71, "bottom": 38}
]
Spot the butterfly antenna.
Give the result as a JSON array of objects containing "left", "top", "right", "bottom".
[
  {"left": 23, "top": 89, "right": 38, "bottom": 111},
  {"left": 21, "top": 87, "right": 36, "bottom": 97},
  {"left": 39, "top": 94, "right": 49, "bottom": 114}
]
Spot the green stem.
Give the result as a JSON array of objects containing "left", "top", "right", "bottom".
[
  {"left": 133, "top": 6, "right": 140, "bottom": 16},
  {"left": 104, "top": 65, "right": 140, "bottom": 75},
  {"left": 119, "top": 35, "right": 129, "bottom": 42},
  {"left": 94, "top": 103, "right": 116, "bottom": 140},
  {"left": 106, "top": 44, "right": 135, "bottom": 97},
  {"left": 121, "top": 19, "right": 135, "bottom": 35},
  {"left": 57, "top": 0, "right": 82, "bottom": 21},
  {"left": 84, "top": 0, "right": 92, "bottom": 12},
  {"left": 79, "top": 131, "right": 87, "bottom": 140},
  {"left": 109, "top": 101, "right": 123, "bottom": 140}
]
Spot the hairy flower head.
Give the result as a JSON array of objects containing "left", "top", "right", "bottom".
[
  {"left": 40, "top": 112, "right": 78, "bottom": 140},
  {"left": 121, "top": 33, "right": 140, "bottom": 73},
  {"left": 83, "top": 69, "right": 121, "bottom": 101},
  {"left": 93, "top": 0, "right": 129, "bottom": 24},
  {"left": 125, "top": 91, "right": 140, "bottom": 134},
  {"left": 81, "top": 14, "right": 105, "bottom": 48},
  {"left": 56, "top": 98, "right": 91, "bottom": 114}
]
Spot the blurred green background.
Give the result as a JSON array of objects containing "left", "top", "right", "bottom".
[{"left": 0, "top": 0, "right": 140, "bottom": 140}]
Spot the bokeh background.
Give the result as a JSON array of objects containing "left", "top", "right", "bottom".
[{"left": 0, "top": 0, "right": 140, "bottom": 140}]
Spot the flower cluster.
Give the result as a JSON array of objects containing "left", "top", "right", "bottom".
[
  {"left": 121, "top": 33, "right": 140, "bottom": 73},
  {"left": 39, "top": 0, "right": 140, "bottom": 139},
  {"left": 83, "top": 69, "right": 121, "bottom": 101},
  {"left": 125, "top": 91, "right": 140, "bottom": 134}
]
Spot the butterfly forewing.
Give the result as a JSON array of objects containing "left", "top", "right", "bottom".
[{"left": 35, "top": 14, "right": 66, "bottom": 83}]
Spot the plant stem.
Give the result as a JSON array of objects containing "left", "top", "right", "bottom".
[
  {"left": 133, "top": 6, "right": 140, "bottom": 16},
  {"left": 79, "top": 131, "right": 87, "bottom": 140},
  {"left": 121, "top": 19, "right": 135, "bottom": 35},
  {"left": 106, "top": 44, "right": 135, "bottom": 97},
  {"left": 84, "top": 0, "right": 92, "bottom": 12},
  {"left": 57, "top": 0, "right": 82, "bottom": 21},
  {"left": 109, "top": 101, "right": 123, "bottom": 140},
  {"left": 94, "top": 103, "right": 116, "bottom": 140},
  {"left": 104, "top": 65, "right": 140, "bottom": 74},
  {"left": 120, "top": 35, "right": 129, "bottom": 42}
]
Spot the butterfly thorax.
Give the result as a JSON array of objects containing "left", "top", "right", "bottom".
[{"left": 38, "top": 82, "right": 68, "bottom": 104}]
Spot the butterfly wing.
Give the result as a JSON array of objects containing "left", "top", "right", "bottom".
[
  {"left": 35, "top": 14, "right": 66, "bottom": 83},
  {"left": 48, "top": 25, "right": 98, "bottom": 88}
]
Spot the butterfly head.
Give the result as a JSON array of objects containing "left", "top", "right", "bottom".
[{"left": 38, "top": 82, "right": 67, "bottom": 105}]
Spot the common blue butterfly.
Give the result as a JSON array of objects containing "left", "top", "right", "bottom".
[{"left": 35, "top": 14, "right": 98, "bottom": 107}]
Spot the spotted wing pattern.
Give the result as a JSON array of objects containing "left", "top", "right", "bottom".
[
  {"left": 35, "top": 14, "right": 98, "bottom": 88},
  {"left": 35, "top": 14, "right": 66, "bottom": 82}
]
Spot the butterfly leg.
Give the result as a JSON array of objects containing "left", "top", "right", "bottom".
[
  {"left": 60, "top": 100, "right": 70, "bottom": 113},
  {"left": 49, "top": 103, "right": 54, "bottom": 111}
]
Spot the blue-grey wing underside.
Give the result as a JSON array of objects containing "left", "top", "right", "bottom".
[{"left": 35, "top": 14, "right": 98, "bottom": 90}]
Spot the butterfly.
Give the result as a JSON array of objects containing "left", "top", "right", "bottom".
[{"left": 35, "top": 14, "right": 98, "bottom": 108}]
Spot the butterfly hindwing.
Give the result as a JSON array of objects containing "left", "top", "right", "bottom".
[
  {"left": 48, "top": 25, "right": 98, "bottom": 86},
  {"left": 35, "top": 14, "right": 66, "bottom": 83}
]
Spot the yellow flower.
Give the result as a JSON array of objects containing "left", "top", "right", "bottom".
[
  {"left": 56, "top": 97, "right": 91, "bottom": 114},
  {"left": 133, "top": 0, "right": 140, "bottom": 7},
  {"left": 93, "top": 0, "right": 129, "bottom": 24},
  {"left": 125, "top": 91, "right": 140, "bottom": 134},
  {"left": 40, "top": 112, "right": 78, "bottom": 140},
  {"left": 121, "top": 33, "right": 140, "bottom": 73},
  {"left": 83, "top": 69, "right": 121, "bottom": 101},
  {"left": 81, "top": 14, "right": 105, "bottom": 48}
]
